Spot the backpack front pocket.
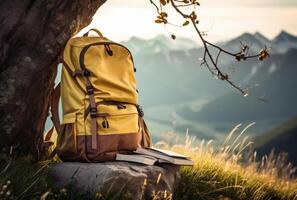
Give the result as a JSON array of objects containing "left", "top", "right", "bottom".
[
  {"left": 83, "top": 103, "right": 141, "bottom": 160},
  {"left": 85, "top": 103, "right": 139, "bottom": 135}
]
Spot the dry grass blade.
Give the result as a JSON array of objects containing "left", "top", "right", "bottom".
[{"left": 15, "top": 176, "right": 41, "bottom": 200}]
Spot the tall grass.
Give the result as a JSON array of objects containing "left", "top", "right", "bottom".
[
  {"left": 1, "top": 123, "right": 297, "bottom": 200},
  {"left": 154, "top": 124, "right": 297, "bottom": 200}
]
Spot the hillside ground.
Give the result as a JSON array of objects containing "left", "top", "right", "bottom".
[{"left": 1, "top": 124, "right": 297, "bottom": 200}]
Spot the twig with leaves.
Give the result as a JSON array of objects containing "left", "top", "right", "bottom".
[{"left": 150, "top": 0, "right": 270, "bottom": 95}]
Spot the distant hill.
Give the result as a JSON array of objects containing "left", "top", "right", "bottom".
[
  {"left": 177, "top": 48, "right": 297, "bottom": 123},
  {"left": 119, "top": 31, "right": 297, "bottom": 138},
  {"left": 254, "top": 116, "right": 297, "bottom": 166},
  {"left": 123, "top": 31, "right": 297, "bottom": 107}
]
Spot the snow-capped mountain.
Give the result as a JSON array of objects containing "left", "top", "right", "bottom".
[
  {"left": 122, "top": 35, "right": 199, "bottom": 55},
  {"left": 220, "top": 31, "right": 297, "bottom": 54},
  {"left": 123, "top": 31, "right": 297, "bottom": 57}
]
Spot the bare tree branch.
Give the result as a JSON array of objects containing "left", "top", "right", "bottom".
[{"left": 150, "top": 0, "right": 270, "bottom": 95}]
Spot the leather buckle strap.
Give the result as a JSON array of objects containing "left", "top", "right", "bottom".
[
  {"left": 70, "top": 69, "right": 91, "bottom": 78},
  {"left": 91, "top": 118, "right": 97, "bottom": 150},
  {"left": 90, "top": 107, "right": 97, "bottom": 118},
  {"left": 86, "top": 85, "right": 94, "bottom": 95},
  {"left": 84, "top": 101, "right": 127, "bottom": 120},
  {"left": 72, "top": 70, "right": 84, "bottom": 77}
]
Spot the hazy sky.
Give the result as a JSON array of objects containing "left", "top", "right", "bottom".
[{"left": 82, "top": 0, "right": 297, "bottom": 42}]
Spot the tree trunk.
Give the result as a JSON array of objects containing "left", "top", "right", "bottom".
[{"left": 0, "top": 0, "right": 106, "bottom": 160}]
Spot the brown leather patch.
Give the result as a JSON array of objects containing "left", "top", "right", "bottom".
[
  {"left": 58, "top": 131, "right": 141, "bottom": 162},
  {"left": 57, "top": 117, "right": 152, "bottom": 163}
]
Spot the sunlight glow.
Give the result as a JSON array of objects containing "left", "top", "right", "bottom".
[{"left": 80, "top": 0, "right": 297, "bottom": 42}]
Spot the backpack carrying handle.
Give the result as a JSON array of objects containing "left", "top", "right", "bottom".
[{"left": 83, "top": 29, "right": 104, "bottom": 37}]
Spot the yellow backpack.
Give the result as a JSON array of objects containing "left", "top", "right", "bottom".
[{"left": 47, "top": 29, "right": 151, "bottom": 162}]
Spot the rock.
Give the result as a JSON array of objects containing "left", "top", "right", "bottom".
[{"left": 48, "top": 162, "right": 181, "bottom": 200}]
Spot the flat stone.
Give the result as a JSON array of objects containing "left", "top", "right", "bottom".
[{"left": 48, "top": 162, "right": 180, "bottom": 199}]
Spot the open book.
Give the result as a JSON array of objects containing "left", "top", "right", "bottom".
[
  {"left": 116, "top": 153, "right": 157, "bottom": 166},
  {"left": 115, "top": 147, "right": 194, "bottom": 166},
  {"left": 135, "top": 147, "right": 194, "bottom": 166}
]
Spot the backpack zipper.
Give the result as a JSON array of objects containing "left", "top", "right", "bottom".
[{"left": 102, "top": 117, "right": 109, "bottom": 129}]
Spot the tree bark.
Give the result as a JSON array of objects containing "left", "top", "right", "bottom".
[{"left": 0, "top": 0, "right": 106, "bottom": 159}]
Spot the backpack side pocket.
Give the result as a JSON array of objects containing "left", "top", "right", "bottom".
[{"left": 56, "top": 113, "right": 77, "bottom": 161}]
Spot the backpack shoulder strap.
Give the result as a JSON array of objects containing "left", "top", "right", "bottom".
[
  {"left": 61, "top": 53, "right": 98, "bottom": 150},
  {"left": 51, "top": 83, "right": 61, "bottom": 133},
  {"left": 44, "top": 83, "right": 61, "bottom": 142},
  {"left": 43, "top": 83, "right": 61, "bottom": 159}
]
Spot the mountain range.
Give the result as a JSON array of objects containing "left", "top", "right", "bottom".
[
  {"left": 124, "top": 30, "right": 297, "bottom": 57},
  {"left": 121, "top": 30, "right": 297, "bottom": 140},
  {"left": 218, "top": 31, "right": 297, "bottom": 54},
  {"left": 122, "top": 35, "right": 199, "bottom": 55},
  {"left": 177, "top": 48, "right": 297, "bottom": 123}
]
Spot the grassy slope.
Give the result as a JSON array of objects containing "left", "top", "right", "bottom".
[
  {"left": 1, "top": 128, "right": 297, "bottom": 200},
  {"left": 1, "top": 155, "right": 297, "bottom": 200},
  {"left": 254, "top": 116, "right": 297, "bottom": 148},
  {"left": 254, "top": 116, "right": 297, "bottom": 166},
  {"left": 173, "top": 145, "right": 297, "bottom": 200}
]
